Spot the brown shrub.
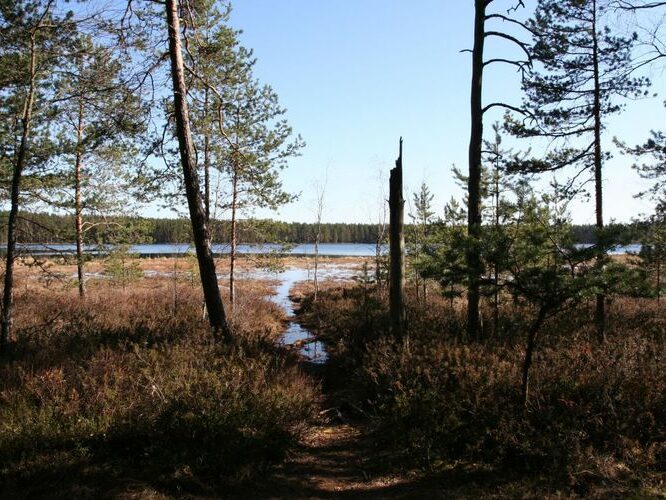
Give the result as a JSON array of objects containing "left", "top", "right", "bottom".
[
  {"left": 0, "top": 283, "right": 316, "bottom": 497},
  {"left": 301, "top": 285, "right": 666, "bottom": 494}
]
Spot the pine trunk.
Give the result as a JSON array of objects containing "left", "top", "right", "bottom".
[
  {"left": 493, "top": 161, "right": 500, "bottom": 337},
  {"left": 1, "top": 34, "right": 37, "bottom": 352},
  {"left": 75, "top": 97, "right": 86, "bottom": 298},
  {"left": 165, "top": 0, "right": 231, "bottom": 342},
  {"left": 467, "top": 0, "right": 486, "bottom": 341},
  {"left": 203, "top": 87, "right": 211, "bottom": 223},
  {"left": 657, "top": 259, "right": 661, "bottom": 305},
  {"left": 521, "top": 306, "right": 548, "bottom": 407},
  {"left": 591, "top": 0, "right": 606, "bottom": 343},
  {"left": 229, "top": 168, "right": 238, "bottom": 308}
]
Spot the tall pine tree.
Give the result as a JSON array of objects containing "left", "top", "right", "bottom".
[
  {"left": 0, "top": 0, "right": 78, "bottom": 350},
  {"left": 186, "top": 1, "right": 303, "bottom": 307},
  {"left": 507, "top": 0, "right": 649, "bottom": 341}
]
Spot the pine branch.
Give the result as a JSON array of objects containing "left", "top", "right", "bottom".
[{"left": 484, "top": 31, "right": 532, "bottom": 61}]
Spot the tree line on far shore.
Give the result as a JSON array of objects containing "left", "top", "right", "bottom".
[{"left": 0, "top": 211, "right": 642, "bottom": 246}]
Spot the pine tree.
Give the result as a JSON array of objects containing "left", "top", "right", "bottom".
[
  {"left": 50, "top": 35, "right": 146, "bottom": 297},
  {"left": 419, "top": 197, "right": 468, "bottom": 312},
  {"left": 408, "top": 182, "right": 434, "bottom": 302},
  {"left": 481, "top": 124, "right": 517, "bottom": 337},
  {"left": 466, "top": 0, "right": 531, "bottom": 341},
  {"left": 507, "top": 0, "right": 649, "bottom": 342},
  {"left": 164, "top": 0, "right": 231, "bottom": 342},
  {"left": 0, "top": 0, "right": 78, "bottom": 351},
  {"left": 186, "top": 1, "right": 304, "bottom": 307}
]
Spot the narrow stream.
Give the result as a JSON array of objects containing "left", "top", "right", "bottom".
[
  {"left": 269, "top": 267, "right": 328, "bottom": 363},
  {"left": 267, "top": 264, "right": 359, "bottom": 363},
  {"left": 106, "top": 262, "right": 357, "bottom": 363}
]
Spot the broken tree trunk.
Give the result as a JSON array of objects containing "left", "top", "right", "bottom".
[
  {"left": 389, "top": 138, "right": 406, "bottom": 338},
  {"left": 165, "top": 0, "right": 231, "bottom": 343}
]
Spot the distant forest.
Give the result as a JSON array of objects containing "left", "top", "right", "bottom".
[
  {"left": 0, "top": 212, "right": 381, "bottom": 245},
  {"left": 0, "top": 212, "right": 636, "bottom": 245}
]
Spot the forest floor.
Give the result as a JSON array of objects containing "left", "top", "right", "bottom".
[
  {"left": 248, "top": 279, "right": 509, "bottom": 499},
  {"left": 250, "top": 364, "right": 448, "bottom": 499},
  {"left": 252, "top": 367, "right": 548, "bottom": 499},
  {"left": 249, "top": 271, "right": 665, "bottom": 499},
  {"left": 5, "top": 255, "right": 663, "bottom": 498}
]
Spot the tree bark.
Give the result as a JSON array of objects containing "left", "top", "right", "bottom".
[
  {"left": 1, "top": 34, "right": 38, "bottom": 352},
  {"left": 591, "top": 0, "right": 606, "bottom": 343},
  {"left": 493, "top": 156, "right": 500, "bottom": 338},
  {"left": 203, "top": 87, "right": 211, "bottom": 223},
  {"left": 229, "top": 166, "right": 238, "bottom": 308},
  {"left": 166, "top": 0, "right": 231, "bottom": 342},
  {"left": 467, "top": 0, "right": 486, "bottom": 341},
  {"left": 389, "top": 138, "right": 406, "bottom": 338},
  {"left": 657, "top": 258, "right": 661, "bottom": 305},
  {"left": 521, "top": 306, "right": 548, "bottom": 407},
  {"left": 74, "top": 97, "right": 86, "bottom": 298}
]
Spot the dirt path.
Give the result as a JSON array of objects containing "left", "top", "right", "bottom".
[
  {"left": 251, "top": 279, "right": 446, "bottom": 498},
  {"left": 255, "top": 400, "right": 445, "bottom": 499},
  {"left": 252, "top": 396, "right": 520, "bottom": 499}
]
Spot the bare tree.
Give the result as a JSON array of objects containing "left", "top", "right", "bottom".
[{"left": 312, "top": 175, "right": 327, "bottom": 302}]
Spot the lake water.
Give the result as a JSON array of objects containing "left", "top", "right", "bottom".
[
  {"left": 5, "top": 242, "right": 643, "bottom": 257},
  {"left": 8, "top": 242, "right": 380, "bottom": 257}
]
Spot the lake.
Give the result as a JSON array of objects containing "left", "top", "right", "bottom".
[
  {"left": 7, "top": 242, "right": 381, "bottom": 257},
  {"left": 3, "top": 241, "right": 642, "bottom": 257}
]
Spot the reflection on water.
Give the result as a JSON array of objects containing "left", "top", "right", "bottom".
[
  {"left": 269, "top": 267, "right": 328, "bottom": 364},
  {"left": 266, "top": 264, "right": 359, "bottom": 363}
]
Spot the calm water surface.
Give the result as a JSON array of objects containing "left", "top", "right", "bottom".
[
  {"left": 10, "top": 242, "right": 380, "bottom": 257},
  {"left": 269, "top": 267, "right": 328, "bottom": 364},
  {"left": 8, "top": 242, "right": 642, "bottom": 256}
]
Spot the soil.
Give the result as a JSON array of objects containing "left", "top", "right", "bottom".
[{"left": 250, "top": 367, "right": 446, "bottom": 500}]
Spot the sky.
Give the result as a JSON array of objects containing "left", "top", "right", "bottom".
[{"left": 205, "top": 0, "right": 665, "bottom": 225}]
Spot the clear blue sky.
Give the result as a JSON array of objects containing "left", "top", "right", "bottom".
[{"left": 215, "top": 0, "right": 663, "bottom": 225}]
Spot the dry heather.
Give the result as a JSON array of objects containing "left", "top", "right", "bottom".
[
  {"left": 0, "top": 280, "right": 317, "bottom": 498},
  {"left": 299, "top": 286, "right": 666, "bottom": 497}
]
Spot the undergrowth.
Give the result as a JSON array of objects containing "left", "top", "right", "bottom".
[
  {"left": 299, "top": 285, "right": 666, "bottom": 497},
  {"left": 0, "top": 283, "right": 316, "bottom": 498}
]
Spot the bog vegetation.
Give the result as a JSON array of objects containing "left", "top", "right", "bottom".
[{"left": 1, "top": 0, "right": 665, "bottom": 497}]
